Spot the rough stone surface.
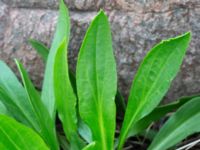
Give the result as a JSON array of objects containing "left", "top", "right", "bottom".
[{"left": 0, "top": 0, "right": 200, "bottom": 102}]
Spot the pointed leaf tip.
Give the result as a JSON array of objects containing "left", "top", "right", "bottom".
[
  {"left": 172, "top": 32, "right": 191, "bottom": 42},
  {"left": 60, "top": 0, "right": 64, "bottom": 4},
  {"left": 179, "top": 31, "right": 191, "bottom": 41},
  {"left": 96, "top": 9, "right": 108, "bottom": 19},
  {"left": 59, "top": 0, "right": 68, "bottom": 10},
  {"left": 42, "top": 0, "right": 70, "bottom": 119},
  {"left": 185, "top": 31, "right": 192, "bottom": 41},
  {"left": 184, "top": 31, "right": 191, "bottom": 37},
  {"left": 99, "top": 9, "right": 105, "bottom": 14}
]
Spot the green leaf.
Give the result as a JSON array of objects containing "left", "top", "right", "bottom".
[
  {"left": 128, "top": 95, "right": 198, "bottom": 138},
  {"left": 28, "top": 39, "right": 49, "bottom": 62},
  {"left": 42, "top": 0, "right": 70, "bottom": 119},
  {"left": 148, "top": 97, "right": 200, "bottom": 150},
  {"left": 0, "top": 115, "right": 49, "bottom": 150},
  {"left": 54, "top": 39, "right": 84, "bottom": 149},
  {"left": 76, "top": 10, "right": 117, "bottom": 150},
  {"left": 15, "top": 60, "right": 59, "bottom": 150},
  {"left": 118, "top": 32, "right": 191, "bottom": 149},
  {"left": 0, "top": 61, "right": 39, "bottom": 131}
]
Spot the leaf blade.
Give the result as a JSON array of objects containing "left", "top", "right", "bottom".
[
  {"left": 118, "top": 32, "right": 191, "bottom": 149},
  {"left": 54, "top": 39, "right": 84, "bottom": 149},
  {"left": 15, "top": 60, "right": 59, "bottom": 150},
  {"left": 76, "top": 11, "right": 117, "bottom": 150},
  {"left": 0, "top": 115, "right": 49, "bottom": 150},
  {"left": 42, "top": 0, "right": 70, "bottom": 118}
]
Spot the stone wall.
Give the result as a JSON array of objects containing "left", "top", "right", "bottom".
[{"left": 0, "top": 0, "right": 200, "bottom": 102}]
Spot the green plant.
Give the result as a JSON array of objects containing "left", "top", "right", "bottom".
[{"left": 0, "top": 0, "right": 200, "bottom": 150}]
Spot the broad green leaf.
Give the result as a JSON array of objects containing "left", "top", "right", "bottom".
[
  {"left": 42, "top": 0, "right": 70, "bottom": 119},
  {"left": 76, "top": 10, "right": 117, "bottom": 150},
  {"left": 148, "top": 97, "right": 200, "bottom": 150},
  {"left": 128, "top": 95, "right": 199, "bottom": 138},
  {"left": 118, "top": 32, "right": 191, "bottom": 149},
  {"left": 0, "top": 61, "right": 39, "bottom": 130},
  {"left": 29, "top": 39, "right": 49, "bottom": 62},
  {"left": 54, "top": 39, "right": 84, "bottom": 149},
  {"left": 82, "top": 142, "right": 96, "bottom": 150},
  {"left": 0, "top": 115, "right": 49, "bottom": 150},
  {"left": 15, "top": 60, "right": 59, "bottom": 150}
]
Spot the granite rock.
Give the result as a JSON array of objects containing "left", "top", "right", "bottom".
[{"left": 0, "top": 0, "right": 200, "bottom": 102}]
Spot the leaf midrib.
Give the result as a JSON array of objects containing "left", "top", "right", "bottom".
[
  {"left": 83, "top": 16, "right": 108, "bottom": 150},
  {"left": 94, "top": 18, "right": 107, "bottom": 150}
]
